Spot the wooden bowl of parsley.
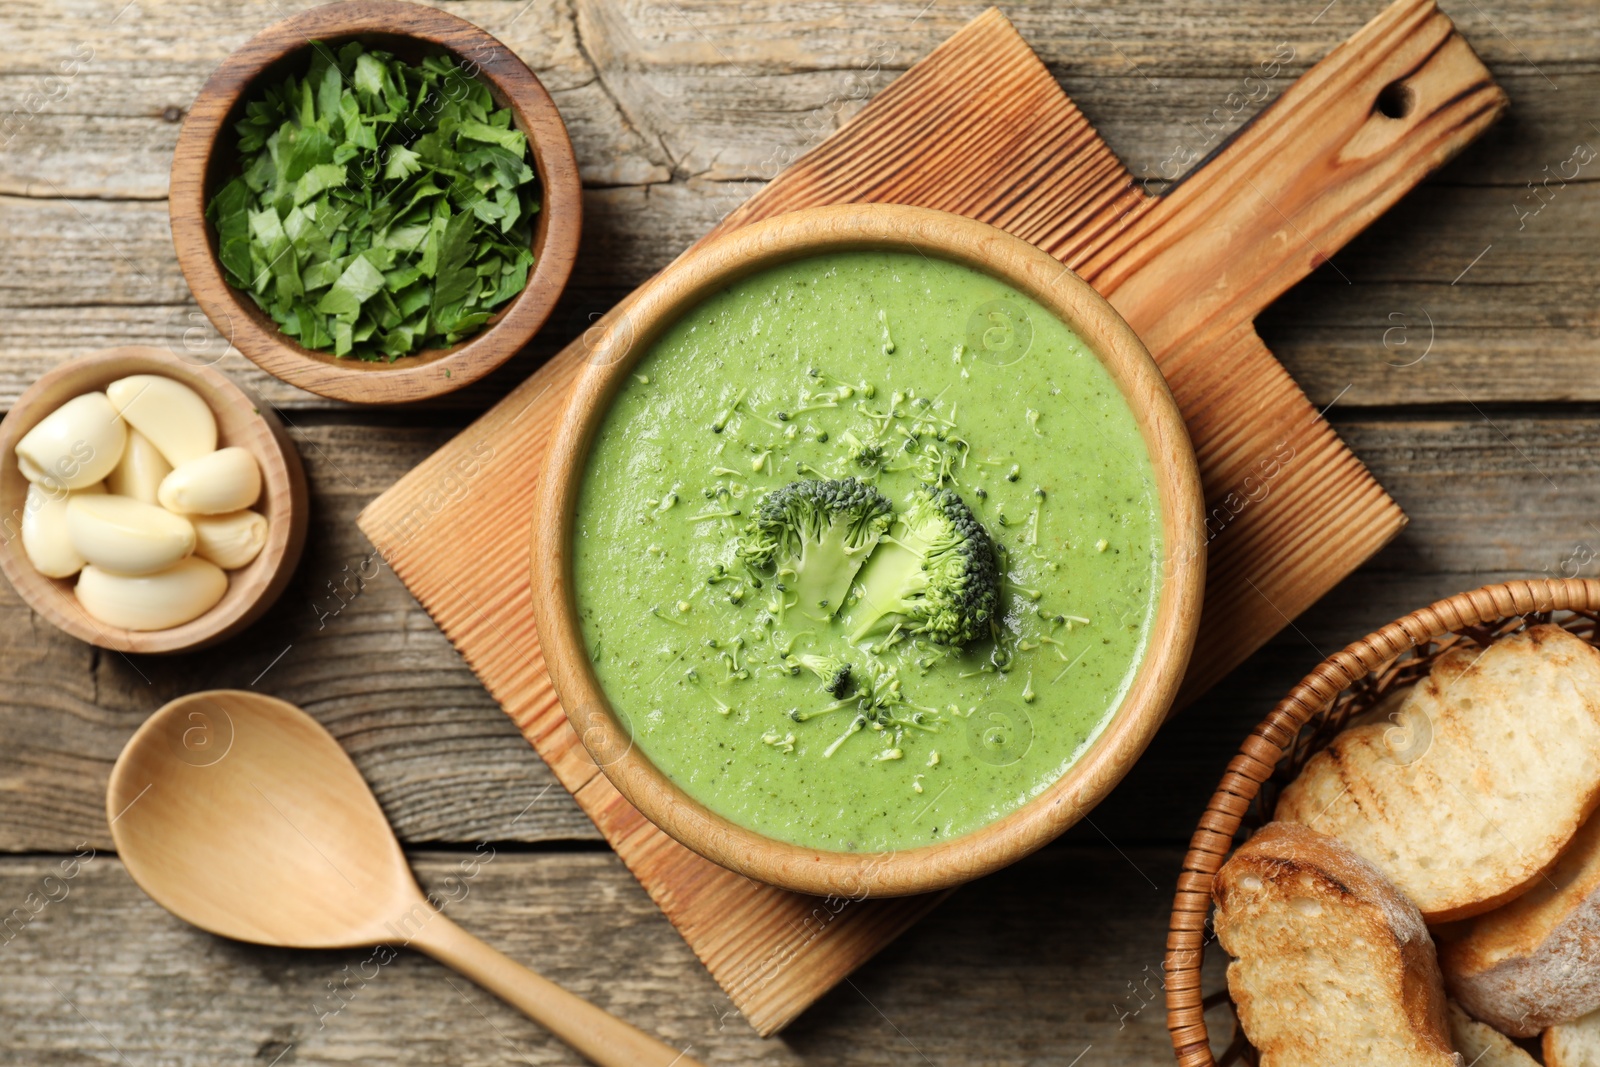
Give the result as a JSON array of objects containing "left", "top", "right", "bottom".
[{"left": 169, "top": 1, "right": 581, "bottom": 404}]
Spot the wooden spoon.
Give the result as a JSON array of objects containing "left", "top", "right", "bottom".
[{"left": 107, "top": 689, "right": 703, "bottom": 1067}]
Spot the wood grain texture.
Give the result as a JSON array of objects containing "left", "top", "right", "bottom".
[
  {"left": 0, "top": 0, "right": 1590, "bottom": 411},
  {"left": 359, "top": 0, "right": 1503, "bottom": 1033},
  {"left": 860, "top": 0, "right": 1510, "bottom": 702},
  {"left": 0, "top": 845, "right": 1223, "bottom": 1066},
  {"left": 0, "top": 0, "right": 1578, "bottom": 196},
  {"left": 0, "top": 346, "right": 308, "bottom": 653}
]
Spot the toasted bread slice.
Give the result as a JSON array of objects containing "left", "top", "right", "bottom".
[
  {"left": 1447, "top": 1001, "right": 1538, "bottom": 1065},
  {"left": 1213, "top": 821, "right": 1461, "bottom": 1067},
  {"left": 1442, "top": 809, "right": 1600, "bottom": 1036},
  {"left": 1546, "top": 1009, "right": 1600, "bottom": 1066},
  {"left": 1276, "top": 624, "right": 1600, "bottom": 922},
  {"left": 1345, "top": 682, "right": 1416, "bottom": 730}
]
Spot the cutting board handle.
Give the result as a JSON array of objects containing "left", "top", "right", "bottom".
[{"left": 1083, "top": 0, "right": 1507, "bottom": 358}]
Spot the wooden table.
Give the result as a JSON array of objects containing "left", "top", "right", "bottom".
[{"left": 0, "top": 0, "right": 1591, "bottom": 1062}]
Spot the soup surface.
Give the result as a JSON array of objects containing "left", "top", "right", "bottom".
[{"left": 572, "top": 250, "right": 1163, "bottom": 852}]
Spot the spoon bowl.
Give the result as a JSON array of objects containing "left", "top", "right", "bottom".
[
  {"left": 108, "top": 690, "right": 703, "bottom": 1067},
  {"left": 108, "top": 690, "right": 415, "bottom": 949}
]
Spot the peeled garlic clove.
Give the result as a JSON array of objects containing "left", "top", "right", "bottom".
[
  {"left": 104, "top": 428, "right": 173, "bottom": 505},
  {"left": 158, "top": 447, "right": 260, "bottom": 515},
  {"left": 106, "top": 375, "right": 217, "bottom": 468},
  {"left": 191, "top": 509, "right": 268, "bottom": 570},
  {"left": 67, "top": 494, "right": 196, "bottom": 576},
  {"left": 15, "top": 392, "right": 126, "bottom": 490},
  {"left": 21, "top": 481, "right": 105, "bottom": 579},
  {"left": 75, "top": 557, "right": 227, "bottom": 631},
  {"left": 17, "top": 454, "right": 49, "bottom": 484}
]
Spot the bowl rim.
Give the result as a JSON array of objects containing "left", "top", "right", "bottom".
[
  {"left": 0, "top": 346, "right": 309, "bottom": 654},
  {"left": 531, "top": 203, "right": 1206, "bottom": 898},
  {"left": 168, "top": 0, "right": 582, "bottom": 405},
  {"left": 1160, "top": 577, "right": 1600, "bottom": 1066}
]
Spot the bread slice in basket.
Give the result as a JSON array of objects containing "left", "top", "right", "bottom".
[
  {"left": 1275, "top": 623, "right": 1600, "bottom": 922},
  {"left": 1213, "top": 821, "right": 1461, "bottom": 1067},
  {"left": 1441, "top": 808, "right": 1600, "bottom": 1037},
  {"left": 1546, "top": 1009, "right": 1600, "bottom": 1066},
  {"left": 1447, "top": 1001, "right": 1538, "bottom": 1066}
]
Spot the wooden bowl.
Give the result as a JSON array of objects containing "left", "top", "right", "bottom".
[
  {"left": 1164, "top": 577, "right": 1600, "bottom": 1066},
  {"left": 169, "top": 1, "right": 582, "bottom": 405},
  {"left": 532, "top": 203, "right": 1206, "bottom": 898},
  {"left": 0, "top": 346, "right": 309, "bottom": 654}
]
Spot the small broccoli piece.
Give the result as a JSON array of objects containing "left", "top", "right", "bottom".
[
  {"left": 788, "top": 653, "right": 855, "bottom": 698},
  {"left": 837, "top": 430, "right": 885, "bottom": 470},
  {"left": 735, "top": 478, "right": 893, "bottom": 621},
  {"left": 846, "top": 485, "right": 1000, "bottom": 647}
]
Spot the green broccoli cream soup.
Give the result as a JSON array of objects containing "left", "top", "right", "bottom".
[{"left": 572, "top": 250, "right": 1163, "bottom": 852}]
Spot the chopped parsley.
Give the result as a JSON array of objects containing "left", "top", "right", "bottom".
[{"left": 207, "top": 41, "right": 541, "bottom": 361}]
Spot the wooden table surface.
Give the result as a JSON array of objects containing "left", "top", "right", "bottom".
[{"left": 1, "top": 0, "right": 1593, "bottom": 1062}]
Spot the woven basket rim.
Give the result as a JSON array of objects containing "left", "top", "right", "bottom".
[{"left": 1163, "top": 577, "right": 1600, "bottom": 1067}]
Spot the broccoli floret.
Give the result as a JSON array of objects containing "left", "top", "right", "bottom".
[
  {"left": 788, "top": 653, "right": 855, "bottom": 698},
  {"left": 846, "top": 485, "right": 1000, "bottom": 647},
  {"left": 736, "top": 478, "right": 893, "bottom": 621}
]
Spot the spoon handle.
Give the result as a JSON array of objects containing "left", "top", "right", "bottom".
[{"left": 410, "top": 912, "right": 705, "bottom": 1067}]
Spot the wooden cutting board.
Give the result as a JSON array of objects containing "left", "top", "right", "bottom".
[{"left": 358, "top": 0, "right": 1504, "bottom": 1036}]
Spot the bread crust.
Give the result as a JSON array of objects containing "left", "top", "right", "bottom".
[
  {"left": 1442, "top": 810, "right": 1600, "bottom": 1037},
  {"left": 1275, "top": 625, "right": 1600, "bottom": 922},
  {"left": 1214, "top": 821, "right": 1460, "bottom": 1067}
]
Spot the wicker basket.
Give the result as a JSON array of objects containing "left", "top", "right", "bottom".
[{"left": 1164, "top": 577, "right": 1600, "bottom": 1066}]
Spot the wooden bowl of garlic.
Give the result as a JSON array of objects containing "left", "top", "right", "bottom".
[{"left": 0, "top": 346, "right": 308, "bottom": 653}]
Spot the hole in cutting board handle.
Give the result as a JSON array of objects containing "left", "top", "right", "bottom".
[{"left": 1375, "top": 81, "right": 1415, "bottom": 120}]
